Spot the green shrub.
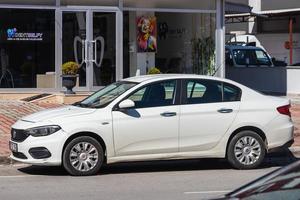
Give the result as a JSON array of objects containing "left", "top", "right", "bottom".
[
  {"left": 62, "top": 61, "right": 79, "bottom": 75},
  {"left": 148, "top": 67, "right": 161, "bottom": 74}
]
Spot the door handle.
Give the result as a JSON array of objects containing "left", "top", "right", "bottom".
[
  {"left": 73, "top": 36, "right": 85, "bottom": 68},
  {"left": 160, "top": 112, "right": 177, "bottom": 117},
  {"left": 94, "top": 36, "right": 105, "bottom": 68},
  {"left": 218, "top": 108, "right": 233, "bottom": 113}
]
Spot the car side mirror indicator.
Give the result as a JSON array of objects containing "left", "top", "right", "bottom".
[{"left": 118, "top": 99, "right": 135, "bottom": 109}]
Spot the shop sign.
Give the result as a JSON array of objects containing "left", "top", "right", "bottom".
[
  {"left": 6, "top": 28, "right": 43, "bottom": 41},
  {"left": 158, "top": 22, "right": 187, "bottom": 40}
]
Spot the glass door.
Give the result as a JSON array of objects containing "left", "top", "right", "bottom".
[
  {"left": 92, "top": 12, "right": 116, "bottom": 87},
  {"left": 62, "top": 9, "right": 118, "bottom": 91},
  {"left": 62, "top": 11, "right": 88, "bottom": 89}
]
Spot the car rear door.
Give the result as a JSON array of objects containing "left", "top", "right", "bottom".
[{"left": 179, "top": 79, "right": 241, "bottom": 152}]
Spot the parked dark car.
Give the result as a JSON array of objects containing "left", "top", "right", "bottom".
[
  {"left": 213, "top": 160, "right": 300, "bottom": 200},
  {"left": 225, "top": 45, "right": 273, "bottom": 67}
]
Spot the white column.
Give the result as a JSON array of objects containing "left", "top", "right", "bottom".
[
  {"left": 116, "top": 0, "right": 124, "bottom": 80},
  {"left": 55, "top": 8, "right": 62, "bottom": 91},
  {"left": 86, "top": 10, "right": 93, "bottom": 90},
  {"left": 215, "top": 0, "right": 225, "bottom": 78}
]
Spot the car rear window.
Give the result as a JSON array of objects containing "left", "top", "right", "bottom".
[{"left": 223, "top": 83, "right": 242, "bottom": 102}]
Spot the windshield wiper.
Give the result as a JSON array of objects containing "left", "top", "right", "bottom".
[{"left": 73, "top": 102, "right": 89, "bottom": 108}]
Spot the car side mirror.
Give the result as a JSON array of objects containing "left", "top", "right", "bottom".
[{"left": 118, "top": 99, "right": 135, "bottom": 109}]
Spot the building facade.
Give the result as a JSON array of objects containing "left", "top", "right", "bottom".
[
  {"left": 227, "top": 0, "right": 300, "bottom": 65},
  {"left": 0, "top": 0, "right": 225, "bottom": 92}
]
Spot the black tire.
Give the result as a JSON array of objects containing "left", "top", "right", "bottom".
[
  {"left": 227, "top": 130, "right": 265, "bottom": 169},
  {"left": 63, "top": 136, "right": 104, "bottom": 176}
]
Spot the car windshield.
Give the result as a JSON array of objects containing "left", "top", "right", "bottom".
[
  {"left": 228, "top": 161, "right": 300, "bottom": 200},
  {"left": 233, "top": 49, "right": 272, "bottom": 66},
  {"left": 74, "top": 81, "right": 137, "bottom": 108}
]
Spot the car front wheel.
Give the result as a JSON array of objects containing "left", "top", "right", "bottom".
[
  {"left": 227, "top": 130, "right": 265, "bottom": 169},
  {"left": 63, "top": 136, "right": 104, "bottom": 176}
]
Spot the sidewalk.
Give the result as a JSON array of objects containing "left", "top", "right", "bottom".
[
  {"left": 291, "top": 104, "right": 300, "bottom": 147},
  {"left": 0, "top": 100, "right": 300, "bottom": 163}
]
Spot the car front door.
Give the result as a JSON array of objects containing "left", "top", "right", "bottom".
[
  {"left": 112, "top": 79, "right": 180, "bottom": 156},
  {"left": 179, "top": 79, "right": 241, "bottom": 152}
]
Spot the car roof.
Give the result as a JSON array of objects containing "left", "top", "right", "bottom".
[
  {"left": 122, "top": 74, "right": 231, "bottom": 83},
  {"left": 225, "top": 45, "right": 263, "bottom": 50}
]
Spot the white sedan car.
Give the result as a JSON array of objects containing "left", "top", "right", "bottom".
[{"left": 9, "top": 74, "right": 294, "bottom": 176}]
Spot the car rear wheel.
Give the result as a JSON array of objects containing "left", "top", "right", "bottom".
[
  {"left": 63, "top": 136, "right": 104, "bottom": 176},
  {"left": 227, "top": 130, "right": 265, "bottom": 169}
]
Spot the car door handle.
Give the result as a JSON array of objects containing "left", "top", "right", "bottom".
[
  {"left": 217, "top": 108, "right": 233, "bottom": 113},
  {"left": 160, "top": 112, "right": 177, "bottom": 117}
]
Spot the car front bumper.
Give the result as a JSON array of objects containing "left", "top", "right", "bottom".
[{"left": 10, "top": 129, "right": 66, "bottom": 166}]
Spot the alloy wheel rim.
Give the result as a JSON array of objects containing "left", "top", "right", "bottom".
[
  {"left": 234, "top": 136, "right": 261, "bottom": 165},
  {"left": 69, "top": 142, "right": 99, "bottom": 172}
]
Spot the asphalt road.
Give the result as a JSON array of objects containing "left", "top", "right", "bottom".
[{"left": 0, "top": 153, "right": 298, "bottom": 200}]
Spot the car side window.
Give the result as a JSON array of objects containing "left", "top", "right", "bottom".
[
  {"left": 128, "top": 80, "right": 176, "bottom": 108},
  {"left": 255, "top": 50, "right": 271, "bottom": 66},
  {"left": 184, "top": 80, "right": 242, "bottom": 104},
  {"left": 223, "top": 83, "right": 242, "bottom": 102},
  {"left": 185, "top": 80, "right": 222, "bottom": 104}
]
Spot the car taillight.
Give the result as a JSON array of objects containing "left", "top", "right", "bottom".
[{"left": 277, "top": 104, "right": 291, "bottom": 117}]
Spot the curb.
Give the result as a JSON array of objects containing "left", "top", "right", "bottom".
[{"left": 289, "top": 146, "right": 300, "bottom": 155}]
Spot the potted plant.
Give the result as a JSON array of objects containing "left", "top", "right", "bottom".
[
  {"left": 61, "top": 61, "right": 79, "bottom": 94},
  {"left": 148, "top": 67, "right": 161, "bottom": 74}
]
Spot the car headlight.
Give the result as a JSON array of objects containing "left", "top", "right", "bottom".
[{"left": 26, "top": 125, "right": 61, "bottom": 137}]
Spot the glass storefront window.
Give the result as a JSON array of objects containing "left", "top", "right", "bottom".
[
  {"left": 123, "top": 11, "right": 216, "bottom": 76},
  {"left": 0, "top": 8, "right": 55, "bottom": 88}
]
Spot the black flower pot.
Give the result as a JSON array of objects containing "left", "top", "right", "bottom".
[{"left": 61, "top": 75, "right": 78, "bottom": 94}]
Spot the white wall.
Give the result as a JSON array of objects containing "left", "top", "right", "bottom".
[
  {"left": 261, "top": 0, "right": 300, "bottom": 10},
  {"left": 227, "top": 0, "right": 300, "bottom": 11},
  {"left": 256, "top": 33, "right": 300, "bottom": 64},
  {"left": 287, "top": 68, "right": 300, "bottom": 94}
]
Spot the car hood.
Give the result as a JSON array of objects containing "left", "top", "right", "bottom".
[{"left": 21, "top": 105, "right": 96, "bottom": 123}]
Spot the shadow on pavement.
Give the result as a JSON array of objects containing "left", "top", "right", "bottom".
[
  {"left": 18, "top": 165, "right": 68, "bottom": 176},
  {"left": 18, "top": 149, "right": 299, "bottom": 176},
  {"left": 263, "top": 149, "right": 299, "bottom": 168}
]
